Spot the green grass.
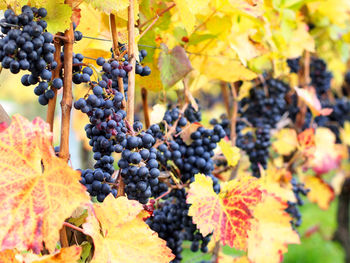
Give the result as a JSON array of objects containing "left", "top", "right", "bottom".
[{"left": 182, "top": 198, "right": 345, "bottom": 263}]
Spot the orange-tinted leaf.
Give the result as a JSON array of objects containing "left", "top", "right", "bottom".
[
  {"left": 302, "top": 176, "right": 335, "bottom": 210},
  {"left": 0, "top": 249, "right": 19, "bottom": 263},
  {"left": 218, "top": 252, "right": 251, "bottom": 263},
  {"left": 247, "top": 195, "right": 300, "bottom": 263},
  {"left": 294, "top": 86, "right": 333, "bottom": 117},
  {"left": 187, "top": 174, "right": 262, "bottom": 250},
  {"left": 18, "top": 246, "right": 82, "bottom": 263},
  {"left": 83, "top": 195, "right": 174, "bottom": 263},
  {"left": 0, "top": 114, "right": 90, "bottom": 253},
  {"left": 297, "top": 128, "right": 315, "bottom": 154},
  {"left": 179, "top": 122, "right": 202, "bottom": 144}
]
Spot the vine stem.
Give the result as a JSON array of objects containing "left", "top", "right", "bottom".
[
  {"left": 296, "top": 51, "right": 310, "bottom": 130},
  {"left": 220, "top": 81, "right": 230, "bottom": 118},
  {"left": 59, "top": 0, "right": 74, "bottom": 248},
  {"left": 127, "top": 0, "right": 136, "bottom": 125},
  {"left": 109, "top": 14, "right": 126, "bottom": 109},
  {"left": 141, "top": 87, "right": 150, "bottom": 128},
  {"left": 58, "top": 20, "right": 74, "bottom": 161},
  {"left": 46, "top": 39, "right": 62, "bottom": 132},
  {"left": 230, "top": 82, "right": 238, "bottom": 145}
]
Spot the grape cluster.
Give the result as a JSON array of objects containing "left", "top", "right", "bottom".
[
  {"left": 287, "top": 57, "right": 301, "bottom": 73},
  {"left": 212, "top": 78, "right": 290, "bottom": 177},
  {"left": 310, "top": 57, "right": 332, "bottom": 98},
  {"left": 147, "top": 190, "right": 211, "bottom": 263},
  {"left": 95, "top": 45, "right": 151, "bottom": 100},
  {"left": 286, "top": 177, "right": 309, "bottom": 227},
  {"left": 74, "top": 81, "right": 126, "bottom": 201},
  {"left": 118, "top": 129, "right": 163, "bottom": 204},
  {"left": 184, "top": 101, "right": 202, "bottom": 123},
  {"left": 0, "top": 6, "right": 60, "bottom": 105}
]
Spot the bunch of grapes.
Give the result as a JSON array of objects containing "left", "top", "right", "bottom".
[
  {"left": 287, "top": 57, "right": 301, "bottom": 73},
  {"left": 310, "top": 57, "right": 332, "bottom": 98},
  {"left": 118, "top": 129, "right": 162, "bottom": 204},
  {"left": 286, "top": 177, "right": 309, "bottom": 227},
  {"left": 74, "top": 80, "right": 126, "bottom": 201},
  {"left": 0, "top": 6, "right": 60, "bottom": 105}
]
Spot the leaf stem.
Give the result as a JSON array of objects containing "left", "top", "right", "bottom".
[{"left": 63, "top": 222, "right": 85, "bottom": 234}]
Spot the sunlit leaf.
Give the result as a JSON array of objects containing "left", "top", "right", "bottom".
[
  {"left": 187, "top": 174, "right": 262, "bottom": 249},
  {"left": 83, "top": 195, "right": 175, "bottom": 263},
  {"left": 0, "top": 115, "right": 90, "bottom": 253},
  {"left": 218, "top": 140, "right": 241, "bottom": 167}
]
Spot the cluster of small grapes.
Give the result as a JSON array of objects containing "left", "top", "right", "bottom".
[
  {"left": 155, "top": 105, "right": 224, "bottom": 192},
  {"left": 184, "top": 101, "right": 202, "bottom": 123},
  {"left": 147, "top": 189, "right": 211, "bottom": 263},
  {"left": 74, "top": 84, "right": 126, "bottom": 201},
  {"left": 310, "top": 57, "right": 332, "bottom": 98},
  {"left": 118, "top": 124, "right": 162, "bottom": 204},
  {"left": 286, "top": 177, "right": 309, "bottom": 227},
  {"left": 287, "top": 57, "right": 301, "bottom": 73},
  {"left": 213, "top": 79, "right": 290, "bottom": 177},
  {"left": 95, "top": 46, "right": 151, "bottom": 100},
  {"left": 0, "top": 6, "right": 59, "bottom": 105}
]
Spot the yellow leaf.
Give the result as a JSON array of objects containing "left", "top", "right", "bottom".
[
  {"left": 83, "top": 195, "right": 175, "bottom": 263},
  {"left": 247, "top": 195, "right": 300, "bottom": 263},
  {"left": 84, "top": 0, "right": 129, "bottom": 14},
  {"left": 260, "top": 164, "right": 296, "bottom": 203},
  {"left": 301, "top": 176, "right": 335, "bottom": 210},
  {"left": 44, "top": 0, "right": 73, "bottom": 33},
  {"left": 219, "top": 140, "right": 240, "bottom": 167},
  {"left": 21, "top": 246, "right": 82, "bottom": 263},
  {"left": 272, "top": 128, "right": 298, "bottom": 156},
  {"left": 187, "top": 174, "right": 262, "bottom": 250},
  {"left": 237, "top": 81, "right": 253, "bottom": 100},
  {"left": 285, "top": 23, "right": 315, "bottom": 58},
  {"left": 192, "top": 56, "right": 257, "bottom": 83},
  {"left": 340, "top": 121, "right": 350, "bottom": 146},
  {"left": 173, "top": 0, "right": 196, "bottom": 33}
]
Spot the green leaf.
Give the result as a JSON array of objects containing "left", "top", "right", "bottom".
[
  {"left": 158, "top": 44, "right": 193, "bottom": 88},
  {"left": 68, "top": 209, "right": 88, "bottom": 226},
  {"left": 78, "top": 241, "right": 92, "bottom": 263},
  {"left": 84, "top": 0, "right": 129, "bottom": 14},
  {"left": 45, "top": 0, "right": 72, "bottom": 33},
  {"left": 188, "top": 33, "right": 216, "bottom": 45}
]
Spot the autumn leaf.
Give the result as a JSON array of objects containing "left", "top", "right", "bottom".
[
  {"left": 0, "top": 114, "right": 90, "bottom": 253},
  {"left": 247, "top": 195, "right": 300, "bottom": 263},
  {"left": 340, "top": 121, "right": 350, "bottom": 146},
  {"left": 187, "top": 174, "right": 262, "bottom": 250},
  {"left": 179, "top": 122, "right": 202, "bottom": 144},
  {"left": 191, "top": 56, "right": 257, "bottom": 83},
  {"left": 0, "top": 246, "right": 82, "bottom": 263},
  {"left": 301, "top": 176, "right": 335, "bottom": 210},
  {"left": 150, "top": 104, "right": 167, "bottom": 125},
  {"left": 294, "top": 86, "right": 333, "bottom": 117},
  {"left": 84, "top": 0, "right": 129, "bottom": 14},
  {"left": 272, "top": 128, "right": 298, "bottom": 156},
  {"left": 83, "top": 195, "right": 174, "bottom": 263},
  {"left": 0, "top": 249, "right": 18, "bottom": 263},
  {"left": 259, "top": 164, "right": 296, "bottom": 203},
  {"left": 44, "top": 0, "right": 73, "bottom": 33},
  {"left": 158, "top": 44, "right": 193, "bottom": 88},
  {"left": 297, "top": 128, "right": 315, "bottom": 153},
  {"left": 310, "top": 128, "right": 342, "bottom": 175},
  {"left": 218, "top": 140, "right": 241, "bottom": 167},
  {"left": 218, "top": 252, "right": 251, "bottom": 263}
]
